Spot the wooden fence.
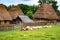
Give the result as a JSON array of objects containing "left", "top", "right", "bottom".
[
  {"left": 20, "top": 22, "right": 48, "bottom": 27},
  {"left": 0, "top": 24, "right": 15, "bottom": 31},
  {"left": 0, "top": 22, "right": 55, "bottom": 31}
]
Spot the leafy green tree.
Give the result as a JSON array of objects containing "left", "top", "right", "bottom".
[
  {"left": 38, "top": 0, "right": 55, "bottom": 4},
  {"left": 7, "top": 5, "right": 11, "bottom": 10},
  {"left": 3, "top": 4, "right": 8, "bottom": 10},
  {"left": 25, "top": 10, "right": 33, "bottom": 19},
  {"left": 31, "top": 5, "right": 38, "bottom": 14},
  {"left": 57, "top": 10, "right": 60, "bottom": 16},
  {"left": 18, "top": 4, "right": 38, "bottom": 19},
  {"left": 18, "top": 4, "right": 29, "bottom": 14},
  {"left": 49, "top": 1, "right": 58, "bottom": 13},
  {"left": 18, "top": 4, "right": 38, "bottom": 14}
]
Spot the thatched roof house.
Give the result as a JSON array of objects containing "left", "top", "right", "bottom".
[
  {"left": 33, "top": 3, "right": 59, "bottom": 23},
  {"left": 0, "top": 16, "right": 3, "bottom": 21},
  {"left": 0, "top": 4, "right": 12, "bottom": 25},
  {"left": 8, "top": 5, "right": 24, "bottom": 24},
  {"left": 0, "top": 4, "right": 12, "bottom": 20},
  {"left": 9, "top": 5, "right": 24, "bottom": 19}
]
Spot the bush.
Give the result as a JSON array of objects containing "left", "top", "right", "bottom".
[{"left": 25, "top": 10, "right": 33, "bottom": 19}]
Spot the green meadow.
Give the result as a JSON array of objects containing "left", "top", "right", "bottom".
[{"left": 0, "top": 24, "right": 60, "bottom": 40}]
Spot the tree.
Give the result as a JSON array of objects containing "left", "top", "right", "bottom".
[
  {"left": 18, "top": 4, "right": 38, "bottom": 19},
  {"left": 18, "top": 4, "right": 38, "bottom": 14},
  {"left": 57, "top": 10, "right": 60, "bottom": 16},
  {"left": 31, "top": 5, "right": 38, "bottom": 14},
  {"left": 38, "top": 0, "right": 55, "bottom": 4},
  {"left": 18, "top": 4, "right": 28, "bottom": 14},
  {"left": 7, "top": 5, "right": 11, "bottom": 10},
  {"left": 3, "top": 4, "right": 8, "bottom": 10},
  {"left": 25, "top": 10, "right": 33, "bottom": 19},
  {"left": 49, "top": 1, "right": 58, "bottom": 13}
]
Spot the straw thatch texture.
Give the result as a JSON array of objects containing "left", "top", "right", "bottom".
[
  {"left": 0, "top": 4, "right": 12, "bottom": 20},
  {"left": 0, "top": 16, "right": 3, "bottom": 21},
  {"left": 9, "top": 6, "right": 24, "bottom": 19},
  {"left": 33, "top": 3, "right": 59, "bottom": 20}
]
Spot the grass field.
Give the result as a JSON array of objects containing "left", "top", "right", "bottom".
[{"left": 0, "top": 24, "right": 60, "bottom": 40}]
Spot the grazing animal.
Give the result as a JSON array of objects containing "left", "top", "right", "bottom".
[
  {"left": 20, "top": 25, "right": 52, "bottom": 31},
  {"left": 26, "top": 26, "right": 33, "bottom": 30}
]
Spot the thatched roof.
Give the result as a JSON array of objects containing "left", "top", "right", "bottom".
[
  {"left": 33, "top": 3, "right": 59, "bottom": 20},
  {"left": 8, "top": 5, "right": 24, "bottom": 19},
  {"left": 0, "top": 4, "right": 12, "bottom": 20},
  {"left": 0, "top": 16, "right": 3, "bottom": 21}
]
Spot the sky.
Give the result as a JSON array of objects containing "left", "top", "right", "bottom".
[{"left": 0, "top": 0, "right": 60, "bottom": 10}]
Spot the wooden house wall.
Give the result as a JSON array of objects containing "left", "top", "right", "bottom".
[
  {"left": 0, "top": 21, "right": 11, "bottom": 25},
  {"left": 10, "top": 17, "right": 21, "bottom": 24},
  {"left": 34, "top": 18, "right": 57, "bottom": 24}
]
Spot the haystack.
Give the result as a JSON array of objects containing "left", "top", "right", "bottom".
[
  {"left": 33, "top": 3, "right": 59, "bottom": 23},
  {"left": 9, "top": 5, "right": 24, "bottom": 19},
  {"left": 0, "top": 4, "right": 12, "bottom": 25}
]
